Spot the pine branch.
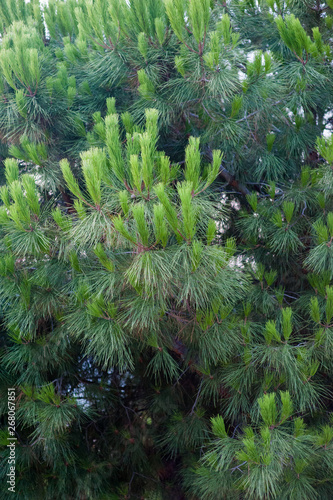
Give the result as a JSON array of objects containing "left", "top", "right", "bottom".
[{"left": 205, "top": 149, "right": 250, "bottom": 195}]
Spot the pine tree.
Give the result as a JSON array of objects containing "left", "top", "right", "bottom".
[{"left": 0, "top": 1, "right": 333, "bottom": 499}]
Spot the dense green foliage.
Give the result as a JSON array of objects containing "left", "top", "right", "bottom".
[{"left": 1, "top": 0, "right": 333, "bottom": 498}]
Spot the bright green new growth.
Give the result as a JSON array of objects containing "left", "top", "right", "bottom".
[{"left": 61, "top": 107, "right": 223, "bottom": 252}]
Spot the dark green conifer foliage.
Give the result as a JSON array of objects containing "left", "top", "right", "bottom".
[{"left": 0, "top": 1, "right": 333, "bottom": 499}]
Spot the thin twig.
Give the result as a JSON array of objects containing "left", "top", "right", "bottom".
[{"left": 190, "top": 379, "right": 203, "bottom": 415}]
